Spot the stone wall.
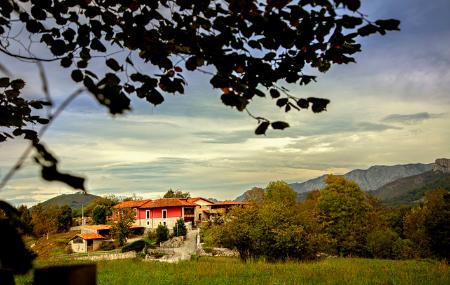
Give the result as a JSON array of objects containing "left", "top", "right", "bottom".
[{"left": 75, "top": 251, "right": 136, "bottom": 261}]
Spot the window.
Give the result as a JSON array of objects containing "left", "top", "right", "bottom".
[
  {"left": 73, "top": 237, "right": 84, "bottom": 244},
  {"left": 199, "top": 213, "right": 202, "bottom": 221},
  {"left": 162, "top": 209, "right": 167, "bottom": 219},
  {"left": 134, "top": 208, "right": 138, "bottom": 218},
  {"left": 184, "top": 207, "right": 194, "bottom": 215},
  {"left": 146, "top": 221, "right": 149, "bottom": 226},
  {"left": 163, "top": 222, "right": 166, "bottom": 226},
  {"left": 146, "top": 210, "right": 150, "bottom": 219}
]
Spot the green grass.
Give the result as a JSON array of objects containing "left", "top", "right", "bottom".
[{"left": 16, "top": 257, "right": 449, "bottom": 285}]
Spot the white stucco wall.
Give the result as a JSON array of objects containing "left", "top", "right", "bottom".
[
  {"left": 136, "top": 217, "right": 180, "bottom": 229},
  {"left": 70, "top": 239, "right": 87, "bottom": 253}
]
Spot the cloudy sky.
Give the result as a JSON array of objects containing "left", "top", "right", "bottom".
[{"left": 1, "top": 0, "right": 449, "bottom": 206}]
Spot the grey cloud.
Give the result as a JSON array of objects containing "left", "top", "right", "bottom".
[
  {"left": 194, "top": 120, "right": 401, "bottom": 145},
  {"left": 88, "top": 157, "right": 194, "bottom": 177},
  {"left": 7, "top": 198, "right": 39, "bottom": 206},
  {"left": 382, "top": 112, "right": 446, "bottom": 125},
  {"left": 195, "top": 131, "right": 253, "bottom": 144},
  {"left": 355, "top": 122, "right": 401, "bottom": 132}
]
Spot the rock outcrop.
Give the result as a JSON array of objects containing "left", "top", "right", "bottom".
[{"left": 433, "top": 158, "right": 450, "bottom": 173}]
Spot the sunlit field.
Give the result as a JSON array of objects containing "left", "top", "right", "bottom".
[{"left": 16, "top": 257, "right": 449, "bottom": 285}]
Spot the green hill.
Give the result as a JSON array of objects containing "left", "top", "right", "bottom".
[
  {"left": 36, "top": 192, "right": 99, "bottom": 209},
  {"left": 372, "top": 171, "right": 450, "bottom": 206}
]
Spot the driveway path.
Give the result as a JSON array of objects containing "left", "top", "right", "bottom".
[{"left": 159, "top": 229, "right": 198, "bottom": 263}]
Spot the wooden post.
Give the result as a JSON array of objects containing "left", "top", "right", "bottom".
[{"left": 34, "top": 264, "right": 96, "bottom": 285}]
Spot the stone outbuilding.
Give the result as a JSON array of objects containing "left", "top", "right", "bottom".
[{"left": 69, "top": 233, "right": 105, "bottom": 253}]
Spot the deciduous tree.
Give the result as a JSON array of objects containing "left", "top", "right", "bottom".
[
  {"left": 110, "top": 208, "right": 135, "bottom": 246},
  {"left": 85, "top": 195, "right": 119, "bottom": 217},
  {"left": 207, "top": 181, "right": 322, "bottom": 261},
  {"left": 31, "top": 204, "right": 59, "bottom": 237},
  {"left": 56, "top": 205, "right": 73, "bottom": 232},
  {"left": 92, "top": 204, "right": 108, "bottom": 225},
  {"left": 317, "top": 175, "right": 373, "bottom": 256},
  {"left": 16, "top": 205, "right": 33, "bottom": 234},
  {"left": 163, "top": 189, "right": 190, "bottom": 198},
  {"left": 423, "top": 189, "right": 450, "bottom": 260},
  {"left": 404, "top": 189, "right": 450, "bottom": 259}
]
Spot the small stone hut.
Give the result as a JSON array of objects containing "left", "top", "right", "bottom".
[{"left": 69, "top": 233, "right": 105, "bottom": 253}]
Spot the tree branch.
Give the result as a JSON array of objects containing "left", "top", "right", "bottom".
[
  {"left": 0, "top": 88, "right": 84, "bottom": 191},
  {"left": 0, "top": 45, "right": 61, "bottom": 62}
]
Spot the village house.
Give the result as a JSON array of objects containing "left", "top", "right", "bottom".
[
  {"left": 186, "top": 197, "right": 216, "bottom": 223},
  {"left": 112, "top": 197, "right": 245, "bottom": 228},
  {"left": 112, "top": 198, "right": 197, "bottom": 229},
  {"left": 209, "top": 201, "right": 245, "bottom": 218}
]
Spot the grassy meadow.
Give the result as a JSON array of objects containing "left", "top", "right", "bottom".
[{"left": 16, "top": 257, "right": 449, "bottom": 285}]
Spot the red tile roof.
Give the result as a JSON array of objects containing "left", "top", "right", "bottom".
[
  {"left": 213, "top": 201, "right": 245, "bottom": 206},
  {"left": 82, "top": 225, "right": 111, "bottom": 231},
  {"left": 141, "top": 198, "right": 197, "bottom": 209},
  {"left": 78, "top": 233, "right": 104, "bottom": 240},
  {"left": 113, "top": 200, "right": 151, "bottom": 209},
  {"left": 188, "top": 197, "right": 216, "bottom": 204},
  {"left": 113, "top": 198, "right": 219, "bottom": 210}
]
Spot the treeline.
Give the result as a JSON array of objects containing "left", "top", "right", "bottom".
[
  {"left": 14, "top": 195, "right": 121, "bottom": 237},
  {"left": 202, "top": 176, "right": 450, "bottom": 261},
  {"left": 15, "top": 204, "right": 73, "bottom": 237}
]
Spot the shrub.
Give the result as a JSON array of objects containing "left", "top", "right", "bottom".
[
  {"left": 366, "top": 229, "right": 398, "bottom": 259},
  {"left": 173, "top": 218, "right": 187, "bottom": 237},
  {"left": 156, "top": 224, "right": 169, "bottom": 244},
  {"left": 100, "top": 241, "right": 116, "bottom": 251},
  {"left": 392, "top": 238, "right": 417, "bottom": 259},
  {"left": 64, "top": 245, "right": 73, "bottom": 254},
  {"left": 146, "top": 229, "right": 157, "bottom": 242},
  {"left": 121, "top": 240, "right": 148, "bottom": 253},
  {"left": 203, "top": 246, "right": 213, "bottom": 253}
]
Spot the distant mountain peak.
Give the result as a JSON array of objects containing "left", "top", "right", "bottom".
[{"left": 34, "top": 193, "right": 99, "bottom": 210}]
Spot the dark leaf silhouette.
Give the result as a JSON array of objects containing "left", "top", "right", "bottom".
[
  {"left": 33, "top": 143, "right": 86, "bottom": 191},
  {"left": 271, "top": 121, "right": 290, "bottom": 130},
  {"left": 255, "top": 121, "right": 270, "bottom": 135},
  {"left": 308, "top": 98, "right": 331, "bottom": 113}
]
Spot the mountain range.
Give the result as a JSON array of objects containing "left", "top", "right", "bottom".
[
  {"left": 236, "top": 158, "right": 450, "bottom": 206},
  {"left": 289, "top": 163, "right": 433, "bottom": 193}
]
